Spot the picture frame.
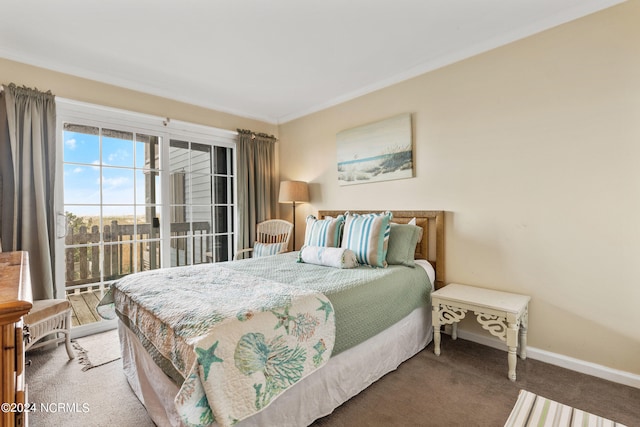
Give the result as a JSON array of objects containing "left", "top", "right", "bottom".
[{"left": 336, "top": 113, "right": 413, "bottom": 186}]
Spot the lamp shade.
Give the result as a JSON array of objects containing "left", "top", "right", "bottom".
[{"left": 278, "top": 181, "right": 309, "bottom": 203}]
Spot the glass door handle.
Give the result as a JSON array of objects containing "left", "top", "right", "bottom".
[{"left": 56, "top": 212, "right": 68, "bottom": 239}]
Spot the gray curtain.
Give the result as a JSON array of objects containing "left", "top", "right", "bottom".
[
  {"left": 0, "top": 84, "right": 57, "bottom": 300},
  {"left": 236, "top": 129, "right": 277, "bottom": 252}
]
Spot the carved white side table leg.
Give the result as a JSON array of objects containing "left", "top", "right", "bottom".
[
  {"left": 506, "top": 312, "right": 520, "bottom": 381},
  {"left": 432, "top": 302, "right": 467, "bottom": 356},
  {"left": 519, "top": 308, "right": 528, "bottom": 359},
  {"left": 432, "top": 303, "right": 442, "bottom": 356}
]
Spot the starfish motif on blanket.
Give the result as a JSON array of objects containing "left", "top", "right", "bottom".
[
  {"left": 196, "top": 341, "right": 224, "bottom": 381},
  {"left": 316, "top": 298, "right": 333, "bottom": 322},
  {"left": 272, "top": 306, "right": 293, "bottom": 334},
  {"left": 272, "top": 305, "right": 320, "bottom": 341}
]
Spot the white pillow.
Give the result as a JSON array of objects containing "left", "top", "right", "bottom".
[{"left": 298, "top": 246, "right": 358, "bottom": 269}]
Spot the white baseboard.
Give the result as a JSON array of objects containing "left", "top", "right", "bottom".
[{"left": 448, "top": 328, "right": 640, "bottom": 389}]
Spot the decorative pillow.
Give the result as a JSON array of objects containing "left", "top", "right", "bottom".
[
  {"left": 297, "top": 246, "right": 358, "bottom": 269},
  {"left": 253, "top": 242, "right": 286, "bottom": 258},
  {"left": 407, "top": 217, "right": 424, "bottom": 243},
  {"left": 395, "top": 217, "right": 423, "bottom": 242},
  {"left": 386, "top": 223, "right": 423, "bottom": 267},
  {"left": 341, "top": 211, "right": 392, "bottom": 268},
  {"left": 304, "top": 215, "right": 345, "bottom": 248}
]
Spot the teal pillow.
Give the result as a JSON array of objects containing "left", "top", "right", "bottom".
[
  {"left": 340, "top": 211, "right": 392, "bottom": 268},
  {"left": 304, "top": 215, "right": 345, "bottom": 248},
  {"left": 386, "top": 223, "right": 422, "bottom": 267}
]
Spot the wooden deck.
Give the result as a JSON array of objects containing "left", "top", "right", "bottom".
[{"left": 67, "top": 289, "right": 109, "bottom": 327}]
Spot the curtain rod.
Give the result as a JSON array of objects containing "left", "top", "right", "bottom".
[{"left": 237, "top": 128, "right": 278, "bottom": 141}]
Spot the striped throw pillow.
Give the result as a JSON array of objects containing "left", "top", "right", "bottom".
[
  {"left": 304, "top": 215, "right": 345, "bottom": 248},
  {"left": 341, "top": 211, "right": 392, "bottom": 267},
  {"left": 253, "top": 242, "right": 286, "bottom": 258}
]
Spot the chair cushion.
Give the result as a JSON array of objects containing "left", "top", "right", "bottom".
[
  {"left": 24, "top": 299, "right": 71, "bottom": 324},
  {"left": 253, "top": 242, "right": 287, "bottom": 258}
]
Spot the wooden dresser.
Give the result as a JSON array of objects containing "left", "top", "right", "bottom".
[{"left": 0, "top": 252, "right": 32, "bottom": 427}]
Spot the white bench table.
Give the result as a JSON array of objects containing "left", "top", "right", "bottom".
[{"left": 431, "top": 283, "right": 530, "bottom": 381}]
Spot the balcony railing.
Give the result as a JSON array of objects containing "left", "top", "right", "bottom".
[{"left": 65, "top": 220, "right": 211, "bottom": 291}]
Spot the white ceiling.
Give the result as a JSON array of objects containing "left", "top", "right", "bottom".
[{"left": 0, "top": 0, "right": 624, "bottom": 124}]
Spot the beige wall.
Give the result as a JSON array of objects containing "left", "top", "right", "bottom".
[
  {"left": 279, "top": 2, "right": 640, "bottom": 375},
  {"left": 0, "top": 58, "right": 278, "bottom": 136}
]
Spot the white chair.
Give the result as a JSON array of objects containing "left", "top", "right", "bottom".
[
  {"left": 235, "top": 219, "right": 293, "bottom": 260},
  {"left": 0, "top": 239, "right": 75, "bottom": 359},
  {"left": 24, "top": 299, "right": 75, "bottom": 359}
]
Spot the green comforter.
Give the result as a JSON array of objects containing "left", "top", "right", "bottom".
[{"left": 225, "top": 252, "right": 432, "bottom": 355}]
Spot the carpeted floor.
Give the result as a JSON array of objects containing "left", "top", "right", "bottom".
[
  {"left": 25, "top": 330, "right": 154, "bottom": 427},
  {"left": 25, "top": 332, "right": 640, "bottom": 426},
  {"left": 312, "top": 336, "right": 640, "bottom": 426}
]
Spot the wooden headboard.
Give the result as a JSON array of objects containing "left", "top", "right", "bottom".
[{"left": 318, "top": 210, "right": 445, "bottom": 289}]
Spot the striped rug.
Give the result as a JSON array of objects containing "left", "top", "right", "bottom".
[{"left": 505, "top": 390, "right": 627, "bottom": 427}]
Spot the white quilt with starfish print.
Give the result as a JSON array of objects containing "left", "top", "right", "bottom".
[{"left": 99, "top": 263, "right": 335, "bottom": 427}]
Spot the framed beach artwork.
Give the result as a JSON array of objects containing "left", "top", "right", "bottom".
[{"left": 336, "top": 113, "right": 413, "bottom": 186}]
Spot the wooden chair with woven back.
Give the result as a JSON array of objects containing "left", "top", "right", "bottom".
[{"left": 235, "top": 219, "right": 293, "bottom": 260}]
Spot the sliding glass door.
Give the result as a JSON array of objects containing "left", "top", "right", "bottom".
[
  {"left": 169, "top": 140, "right": 234, "bottom": 266},
  {"left": 56, "top": 100, "right": 237, "bottom": 336},
  {"left": 61, "top": 124, "right": 163, "bottom": 330}
]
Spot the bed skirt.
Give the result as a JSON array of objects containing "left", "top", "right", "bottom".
[{"left": 119, "top": 304, "right": 433, "bottom": 427}]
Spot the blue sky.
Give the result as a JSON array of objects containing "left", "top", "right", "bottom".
[{"left": 63, "top": 130, "right": 160, "bottom": 216}]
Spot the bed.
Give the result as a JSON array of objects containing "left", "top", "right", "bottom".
[{"left": 102, "top": 210, "right": 445, "bottom": 427}]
